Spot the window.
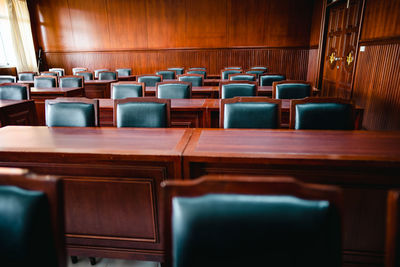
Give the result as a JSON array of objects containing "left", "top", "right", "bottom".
[{"left": 0, "top": 2, "right": 16, "bottom": 67}]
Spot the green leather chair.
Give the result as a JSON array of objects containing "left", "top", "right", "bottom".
[
  {"left": 228, "top": 74, "right": 256, "bottom": 81},
  {"left": 75, "top": 71, "right": 94, "bottom": 81},
  {"left": 18, "top": 72, "right": 36, "bottom": 81},
  {"left": 250, "top": 66, "right": 268, "bottom": 71},
  {"left": 49, "top": 68, "right": 65, "bottom": 76},
  {"left": 94, "top": 69, "right": 109, "bottom": 78},
  {"left": 45, "top": 98, "right": 99, "bottom": 127},
  {"left": 111, "top": 82, "right": 144, "bottom": 99},
  {"left": 162, "top": 175, "right": 342, "bottom": 267},
  {"left": 188, "top": 67, "right": 206, "bottom": 70},
  {"left": 0, "top": 167, "right": 66, "bottom": 267},
  {"left": 41, "top": 71, "right": 58, "bottom": 77},
  {"left": 273, "top": 81, "right": 312, "bottom": 99},
  {"left": 290, "top": 97, "right": 355, "bottom": 130},
  {"left": 168, "top": 67, "right": 184, "bottom": 75},
  {"left": 137, "top": 75, "right": 162, "bottom": 87},
  {"left": 260, "top": 74, "right": 286, "bottom": 86},
  {"left": 221, "top": 69, "right": 241, "bottom": 80},
  {"left": 98, "top": 71, "right": 117, "bottom": 80},
  {"left": 114, "top": 98, "right": 170, "bottom": 128},
  {"left": 116, "top": 68, "right": 132, "bottom": 77},
  {"left": 187, "top": 69, "right": 207, "bottom": 79},
  {"left": 224, "top": 66, "right": 242, "bottom": 70},
  {"left": 156, "top": 70, "right": 175, "bottom": 80},
  {"left": 221, "top": 97, "right": 281, "bottom": 129},
  {"left": 0, "top": 83, "right": 29, "bottom": 100},
  {"left": 156, "top": 81, "right": 192, "bottom": 99},
  {"left": 246, "top": 70, "right": 265, "bottom": 78},
  {"left": 219, "top": 81, "right": 257, "bottom": 99},
  {"left": 72, "top": 67, "right": 88, "bottom": 75},
  {"left": 34, "top": 76, "right": 57, "bottom": 88},
  {"left": 0, "top": 75, "right": 17, "bottom": 84},
  {"left": 59, "top": 76, "right": 83, "bottom": 88},
  {"left": 177, "top": 74, "right": 203, "bottom": 87}
]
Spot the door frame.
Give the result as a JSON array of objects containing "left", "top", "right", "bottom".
[{"left": 315, "top": 0, "right": 366, "bottom": 99}]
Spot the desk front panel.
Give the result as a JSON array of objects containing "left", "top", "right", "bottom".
[{"left": 0, "top": 100, "right": 37, "bottom": 127}]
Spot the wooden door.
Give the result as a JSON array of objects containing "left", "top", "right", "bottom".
[{"left": 321, "top": 0, "right": 362, "bottom": 99}]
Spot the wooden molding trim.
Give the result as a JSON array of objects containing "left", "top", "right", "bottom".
[{"left": 359, "top": 36, "right": 400, "bottom": 46}]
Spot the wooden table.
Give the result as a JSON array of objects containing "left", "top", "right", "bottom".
[
  {"left": 0, "top": 126, "right": 192, "bottom": 262},
  {"left": 182, "top": 128, "right": 400, "bottom": 266},
  {"left": 145, "top": 86, "right": 219, "bottom": 98},
  {"left": 84, "top": 80, "right": 116, "bottom": 98},
  {"left": 203, "top": 78, "right": 220, "bottom": 86},
  {"left": 30, "top": 87, "right": 84, "bottom": 125},
  {"left": 118, "top": 75, "right": 136, "bottom": 81},
  {"left": 0, "top": 100, "right": 37, "bottom": 126}
]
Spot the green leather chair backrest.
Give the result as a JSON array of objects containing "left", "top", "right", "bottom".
[
  {"left": 112, "top": 84, "right": 143, "bottom": 99},
  {"left": 34, "top": 77, "right": 56, "bottom": 88},
  {"left": 116, "top": 102, "right": 167, "bottom": 128},
  {"left": 0, "top": 76, "right": 16, "bottom": 84},
  {"left": 59, "top": 77, "right": 83, "bottom": 88},
  {"left": 116, "top": 69, "right": 131, "bottom": 77},
  {"left": 98, "top": 71, "right": 117, "bottom": 80},
  {"left": 41, "top": 72, "right": 58, "bottom": 77},
  {"left": 260, "top": 75, "right": 286, "bottom": 86},
  {"left": 189, "top": 67, "right": 206, "bottom": 70},
  {"left": 137, "top": 76, "right": 162, "bottom": 87},
  {"left": 221, "top": 70, "right": 241, "bottom": 80},
  {"left": 0, "top": 186, "right": 58, "bottom": 267},
  {"left": 295, "top": 103, "right": 354, "bottom": 130},
  {"left": 78, "top": 72, "right": 93, "bottom": 81},
  {"left": 275, "top": 83, "right": 311, "bottom": 99},
  {"left": 157, "top": 83, "right": 191, "bottom": 99},
  {"left": 72, "top": 68, "right": 87, "bottom": 75},
  {"left": 224, "top": 67, "right": 241, "bottom": 70},
  {"left": 178, "top": 75, "right": 202, "bottom": 87},
  {"left": 246, "top": 70, "right": 265, "bottom": 78},
  {"left": 94, "top": 69, "right": 109, "bottom": 78},
  {"left": 224, "top": 102, "right": 279, "bottom": 129},
  {"left": 18, "top": 73, "right": 35, "bottom": 81},
  {"left": 187, "top": 70, "right": 207, "bottom": 79},
  {"left": 172, "top": 194, "right": 341, "bottom": 267},
  {"left": 0, "top": 84, "right": 28, "bottom": 100},
  {"left": 221, "top": 83, "right": 256, "bottom": 99},
  {"left": 251, "top": 66, "right": 268, "bottom": 71},
  {"left": 49, "top": 68, "right": 64, "bottom": 76},
  {"left": 168, "top": 68, "right": 184, "bottom": 75},
  {"left": 156, "top": 70, "right": 175, "bottom": 80},
  {"left": 229, "top": 74, "right": 256, "bottom": 81},
  {"left": 46, "top": 102, "right": 96, "bottom": 127}
]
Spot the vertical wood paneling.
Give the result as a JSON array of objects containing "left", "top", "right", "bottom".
[
  {"left": 309, "top": 0, "right": 323, "bottom": 47},
  {"left": 307, "top": 48, "right": 319, "bottom": 85}
]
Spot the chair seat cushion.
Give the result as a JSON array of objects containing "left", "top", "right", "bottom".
[{"left": 224, "top": 102, "right": 278, "bottom": 129}]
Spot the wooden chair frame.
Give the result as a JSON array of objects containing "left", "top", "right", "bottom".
[
  {"left": 219, "top": 80, "right": 258, "bottom": 98},
  {"left": 35, "top": 75, "right": 58, "bottom": 87},
  {"left": 97, "top": 71, "right": 118, "bottom": 81},
  {"left": 58, "top": 75, "right": 84, "bottom": 87},
  {"left": 155, "top": 81, "right": 192, "bottom": 99},
  {"left": 0, "top": 83, "right": 30, "bottom": 99},
  {"left": 111, "top": 81, "right": 146, "bottom": 98},
  {"left": 259, "top": 73, "right": 286, "bottom": 86},
  {"left": 136, "top": 74, "right": 163, "bottom": 85},
  {"left": 272, "top": 80, "right": 312, "bottom": 99},
  {"left": 228, "top": 73, "right": 257, "bottom": 81},
  {"left": 176, "top": 73, "right": 204, "bottom": 86},
  {"left": 220, "top": 96, "right": 282, "bottom": 128},
  {"left": 386, "top": 190, "right": 400, "bottom": 267},
  {"left": 289, "top": 97, "right": 356, "bottom": 129},
  {"left": 113, "top": 97, "right": 171, "bottom": 127}
]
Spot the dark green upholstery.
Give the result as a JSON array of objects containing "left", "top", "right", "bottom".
[
  {"left": 251, "top": 66, "right": 268, "bottom": 71},
  {"left": 275, "top": 83, "right": 311, "bottom": 99},
  {"left": 246, "top": 70, "right": 264, "bottom": 78},
  {"left": 224, "top": 102, "right": 279, "bottom": 129},
  {"left": 229, "top": 74, "right": 256, "bottom": 81},
  {"left": 172, "top": 194, "right": 341, "bottom": 267},
  {"left": 77, "top": 72, "right": 93, "bottom": 81},
  {"left": 18, "top": 73, "right": 35, "bottom": 81},
  {"left": 260, "top": 75, "right": 286, "bottom": 86},
  {"left": 98, "top": 71, "right": 117, "bottom": 80},
  {"left": 46, "top": 102, "right": 96, "bottom": 127},
  {"left": 72, "top": 68, "right": 87, "bottom": 75},
  {"left": 0, "top": 84, "right": 28, "bottom": 100},
  {"left": 41, "top": 72, "right": 58, "bottom": 77},
  {"left": 178, "top": 75, "right": 202, "bottom": 87},
  {"left": 94, "top": 69, "right": 109, "bottom": 78},
  {"left": 0, "top": 186, "right": 58, "bottom": 267},
  {"left": 138, "top": 76, "right": 162, "bottom": 87},
  {"left": 158, "top": 83, "right": 190, "bottom": 99},
  {"left": 224, "top": 67, "right": 241, "bottom": 70},
  {"left": 189, "top": 67, "right": 206, "bottom": 70},
  {"left": 59, "top": 77, "right": 83, "bottom": 88},
  {"left": 112, "top": 84, "right": 143, "bottom": 99},
  {"left": 156, "top": 71, "right": 175, "bottom": 80},
  {"left": 221, "top": 83, "right": 256, "bottom": 99},
  {"left": 168, "top": 68, "right": 184, "bottom": 75},
  {"left": 0, "top": 76, "right": 16, "bottom": 84},
  {"left": 34, "top": 77, "right": 56, "bottom": 88},
  {"left": 187, "top": 70, "right": 206, "bottom": 78},
  {"left": 295, "top": 103, "right": 354, "bottom": 130},
  {"left": 116, "top": 69, "right": 131, "bottom": 77},
  {"left": 49, "top": 68, "right": 64, "bottom": 76},
  {"left": 221, "top": 70, "right": 241, "bottom": 80},
  {"left": 116, "top": 102, "right": 167, "bottom": 128}
]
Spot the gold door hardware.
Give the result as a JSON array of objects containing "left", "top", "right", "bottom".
[{"left": 346, "top": 51, "right": 354, "bottom": 65}]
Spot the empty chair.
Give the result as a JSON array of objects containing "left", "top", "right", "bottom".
[
  {"left": 76, "top": 71, "right": 94, "bottom": 81},
  {"left": 45, "top": 98, "right": 99, "bottom": 127},
  {"left": 137, "top": 75, "right": 162, "bottom": 87},
  {"left": 0, "top": 167, "right": 66, "bottom": 267},
  {"left": 177, "top": 74, "right": 203, "bottom": 87},
  {"left": 156, "top": 70, "right": 175, "bottom": 80},
  {"left": 187, "top": 69, "right": 207, "bottom": 79},
  {"left": 224, "top": 66, "right": 242, "bottom": 70},
  {"left": 273, "top": 80, "right": 312, "bottom": 99},
  {"left": 98, "top": 71, "right": 117, "bottom": 80},
  {"left": 116, "top": 68, "right": 132, "bottom": 77},
  {"left": 94, "top": 69, "right": 109, "bottom": 78},
  {"left": 0, "top": 83, "right": 30, "bottom": 100},
  {"left": 260, "top": 73, "right": 286, "bottom": 86},
  {"left": 290, "top": 97, "right": 355, "bottom": 130},
  {"left": 246, "top": 69, "right": 265, "bottom": 78},
  {"left": 59, "top": 76, "right": 83, "bottom": 88},
  {"left": 168, "top": 67, "right": 184, "bottom": 75},
  {"left": 250, "top": 66, "right": 268, "bottom": 71},
  {"left": 156, "top": 81, "right": 192, "bottom": 99},
  {"left": 219, "top": 81, "right": 257, "bottom": 99},
  {"left": 111, "top": 82, "right": 145, "bottom": 99},
  {"left": 162, "top": 175, "right": 342, "bottom": 267},
  {"left": 49, "top": 68, "right": 65, "bottom": 76},
  {"left": 221, "top": 69, "right": 242, "bottom": 80},
  {"left": 34, "top": 76, "right": 57, "bottom": 88},
  {"left": 0, "top": 75, "right": 17, "bottom": 84},
  {"left": 18, "top": 72, "right": 36, "bottom": 81},
  {"left": 40, "top": 71, "right": 58, "bottom": 77},
  {"left": 386, "top": 190, "right": 400, "bottom": 267},
  {"left": 228, "top": 73, "right": 256, "bottom": 81},
  {"left": 188, "top": 67, "right": 206, "bottom": 70},
  {"left": 72, "top": 67, "right": 88, "bottom": 75},
  {"left": 114, "top": 98, "right": 170, "bottom": 128},
  {"left": 221, "top": 97, "right": 281, "bottom": 129}
]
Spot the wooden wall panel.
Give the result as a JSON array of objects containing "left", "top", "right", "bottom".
[
  {"left": 309, "top": 0, "right": 323, "bottom": 47},
  {"left": 307, "top": 48, "right": 319, "bottom": 86}
]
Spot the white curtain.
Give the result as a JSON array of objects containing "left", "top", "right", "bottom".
[{"left": 0, "top": 0, "right": 37, "bottom": 72}]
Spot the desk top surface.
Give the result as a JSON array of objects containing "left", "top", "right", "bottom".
[
  {"left": 30, "top": 87, "right": 83, "bottom": 94},
  {"left": 0, "top": 99, "right": 32, "bottom": 108},
  {"left": 84, "top": 80, "right": 116, "bottom": 84}
]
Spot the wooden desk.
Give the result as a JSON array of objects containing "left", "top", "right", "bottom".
[
  {"left": 145, "top": 86, "right": 219, "bottom": 98},
  {"left": 84, "top": 80, "right": 116, "bottom": 98},
  {"left": 30, "top": 87, "right": 84, "bottom": 125},
  {"left": 203, "top": 78, "right": 220, "bottom": 86},
  {"left": 118, "top": 75, "right": 136, "bottom": 81},
  {"left": 183, "top": 129, "right": 400, "bottom": 266},
  {"left": 18, "top": 80, "right": 34, "bottom": 90},
  {"left": 0, "top": 126, "right": 192, "bottom": 262},
  {"left": 206, "top": 74, "right": 220, "bottom": 79},
  {"left": 0, "top": 100, "right": 37, "bottom": 126},
  {"left": 257, "top": 86, "right": 321, "bottom": 97}
]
